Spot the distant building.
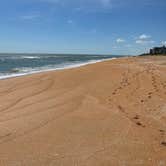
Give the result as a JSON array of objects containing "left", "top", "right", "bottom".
[{"left": 150, "top": 45, "right": 166, "bottom": 55}]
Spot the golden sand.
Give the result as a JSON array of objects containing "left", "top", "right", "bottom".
[{"left": 0, "top": 56, "right": 166, "bottom": 165}]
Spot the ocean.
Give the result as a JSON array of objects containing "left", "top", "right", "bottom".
[{"left": 0, "top": 53, "right": 123, "bottom": 79}]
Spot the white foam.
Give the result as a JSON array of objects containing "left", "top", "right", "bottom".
[
  {"left": 0, "top": 58, "right": 116, "bottom": 80},
  {"left": 1, "top": 55, "right": 41, "bottom": 60},
  {"left": 21, "top": 56, "right": 41, "bottom": 59}
]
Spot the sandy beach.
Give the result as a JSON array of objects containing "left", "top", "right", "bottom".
[{"left": 0, "top": 56, "right": 166, "bottom": 166}]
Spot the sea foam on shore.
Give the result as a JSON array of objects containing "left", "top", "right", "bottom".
[{"left": 0, "top": 54, "right": 119, "bottom": 80}]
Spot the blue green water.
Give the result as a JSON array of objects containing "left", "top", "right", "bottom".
[{"left": 0, "top": 53, "right": 124, "bottom": 79}]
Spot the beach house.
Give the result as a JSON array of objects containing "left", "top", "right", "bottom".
[{"left": 150, "top": 45, "right": 166, "bottom": 55}]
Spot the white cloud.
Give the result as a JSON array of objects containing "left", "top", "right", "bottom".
[
  {"left": 136, "top": 34, "right": 154, "bottom": 44},
  {"left": 136, "top": 40, "right": 155, "bottom": 44},
  {"left": 136, "top": 40, "right": 144, "bottom": 44},
  {"left": 139, "top": 34, "right": 151, "bottom": 40},
  {"left": 116, "top": 38, "right": 125, "bottom": 43},
  {"left": 161, "top": 41, "right": 166, "bottom": 45}
]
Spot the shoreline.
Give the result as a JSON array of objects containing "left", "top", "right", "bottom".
[{"left": 0, "top": 57, "right": 120, "bottom": 80}]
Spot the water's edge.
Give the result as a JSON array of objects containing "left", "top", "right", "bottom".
[{"left": 0, "top": 57, "right": 117, "bottom": 80}]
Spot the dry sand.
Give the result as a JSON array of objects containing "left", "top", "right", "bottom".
[{"left": 0, "top": 56, "right": 166, "bottom": 166}]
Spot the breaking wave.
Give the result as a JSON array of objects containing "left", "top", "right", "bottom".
[{"left": 0, "top": 58, "right": 116, "bottom": 80}]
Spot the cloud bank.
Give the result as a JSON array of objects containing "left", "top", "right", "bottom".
[
  {"left": 136, "top": 34, "right": 155, "bottom": 44},
  {"left": 116, "top": 38, "right": 125, "bottom": 43}
]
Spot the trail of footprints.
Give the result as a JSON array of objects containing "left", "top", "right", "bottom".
[
  {"left": 111, "top": 71, "right": 130, "bottom": 96},
  {"left": 117, "top": 104, "right": 166, "bottom": 147},
  {"left": 108, "top": 64, "right": 166, "bottom": 147},
  {"left": 118, "top": 105, "right": 146, "bottom": 128}
]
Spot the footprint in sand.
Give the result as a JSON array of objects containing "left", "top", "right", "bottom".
[
  {"left": 147, "top": 92, "right": 153, "bottom": 99},
  {"left": 118, "top": 105, "right": 125, "bottom": 112},
  {"left": 161, "top": 141, "right": 166, "bottom": 146},
  {"left": 148, "top": 95, "right": 152, "bottom": 99},
  {"left": 133, "top": 116, "right": 146, "bottom": 128},
  {"left": 112, "top": 91, "right": 116, "bottom": 95},
  {"left": 135, "top": 122, "right": 145, "bottom": 128},
  {"left": 140, "top": 100, "right": 144, "bottom": 103},
  {"left": 117, "top": 86, "right": 122, "bottom": 90},
  {"left": 133, "top": 115, "right": 139, "bottom": 120},
  {"left": 159, "top": 130, "right": 165, "bottom": 136}
]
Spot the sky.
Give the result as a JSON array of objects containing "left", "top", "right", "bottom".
[{"left": 0, "top": 0, "right": 166, "bottom": 55}]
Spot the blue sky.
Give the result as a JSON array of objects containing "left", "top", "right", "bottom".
[{"left": 0, "top": 0, "right": 166, "bottom": 55}]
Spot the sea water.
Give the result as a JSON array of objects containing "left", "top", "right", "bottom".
[{"left": 0, "top": 53, "right": 123, "bottom": 79}]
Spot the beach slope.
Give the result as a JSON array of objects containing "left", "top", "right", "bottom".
[{"left": 0, "top": 56, "right": 166, "bottom": 165}]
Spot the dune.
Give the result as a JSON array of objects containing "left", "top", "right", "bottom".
[{"left": 0, "top": 56, "right": 166, "bottom": 166}]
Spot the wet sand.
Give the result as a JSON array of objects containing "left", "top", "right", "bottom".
[{"left": 0, "top": 56, "right": 166, "bottom": 166}]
